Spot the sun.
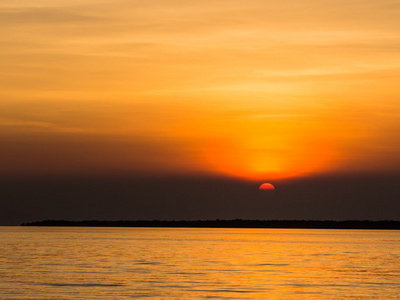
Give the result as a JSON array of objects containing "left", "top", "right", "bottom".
[{"left": 259, "top": 183, "right": 275, "bottom": 191}]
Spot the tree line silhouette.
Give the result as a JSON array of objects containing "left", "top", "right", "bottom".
[{"left": 21, "top": 219, "right": 400, "bottom": 229}]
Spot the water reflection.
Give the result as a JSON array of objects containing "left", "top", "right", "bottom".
[{"left": 0, "top": 227, "right": 399, "bottom": 299}]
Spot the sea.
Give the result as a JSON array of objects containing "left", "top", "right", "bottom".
[{"left": 1, "top": 227, "right": 399, "bottom": 299}]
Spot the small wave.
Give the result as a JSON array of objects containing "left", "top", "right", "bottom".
[
  {"left": 40, "top": 283, "right": 125, "bottom": 287},
  {"left": 195, "top": 288, "right": 256, "bottom": 294},
  {"left": 254, "top": 263, "right": 290, "bottom": 266}
]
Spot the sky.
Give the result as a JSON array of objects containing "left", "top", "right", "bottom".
[{"left": 1, "top": 0, "right": 400, "bottom": 224}]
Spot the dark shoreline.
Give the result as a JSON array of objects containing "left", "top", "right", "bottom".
[{"left": 21, "top": 220, "right": 400, "bottom": 229}]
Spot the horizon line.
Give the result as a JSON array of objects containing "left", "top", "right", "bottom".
[{"left": 20, "top": 219, "right": 400, "bottom": 230}]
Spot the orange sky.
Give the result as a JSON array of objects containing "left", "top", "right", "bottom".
[{"left": 1, "top": 0, "right": 400, "bottom": 180}]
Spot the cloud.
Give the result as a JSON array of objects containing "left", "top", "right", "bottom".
[
  {"left": 0, "top": 118, "right": 53, "bottom": 129},
  {"left": 0, "top": 7, "right": 97, "bottom": 25}
]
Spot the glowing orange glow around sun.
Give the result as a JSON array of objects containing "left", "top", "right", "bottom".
[{"left": 195, "top": 112, "right": 343, "bottom": 181}]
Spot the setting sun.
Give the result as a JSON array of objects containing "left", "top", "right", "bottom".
[{"left": 259, "top": 183, "right": 275, "bottom": 191}]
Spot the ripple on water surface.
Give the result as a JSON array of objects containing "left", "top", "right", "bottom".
[{"left": 0, "top": 227, "right": 400, "bottom": 299}]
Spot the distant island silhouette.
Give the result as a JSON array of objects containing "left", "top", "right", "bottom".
[{"left": 21, "top": 220, "right": 400, "bottom": 229}]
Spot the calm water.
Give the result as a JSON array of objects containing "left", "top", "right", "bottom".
[{"left": 1, "top": 227, "right": 400, "bottom": 299}]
